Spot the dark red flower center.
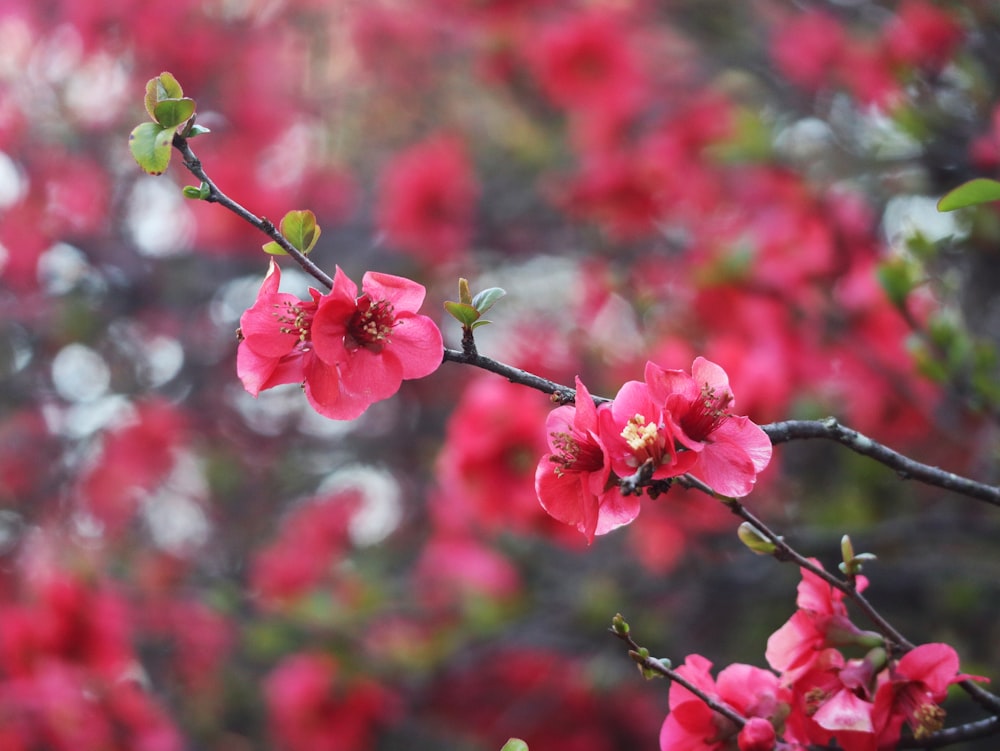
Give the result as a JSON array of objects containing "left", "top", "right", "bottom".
[
  {"left": 346, "top": 295, "right": 396, "bottom": 353},
  {"left": 274, "top": 301, "right": 314, "bottom": 343},
  {"left": 550, "top": 430, "right": 603, "bottom": 475},
  {"left": 680, "top": 383, "right": 733, "bottom": 441}
]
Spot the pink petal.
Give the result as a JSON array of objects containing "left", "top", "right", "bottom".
[
  {"left": 388, "top": 313, "right": 444, "bottom": 379},
  {"left": 361, "top": 271, "right": 427, "bottom": 313},
  {"left": 591, "top": 488, "right": 641, "bottom": 537},
  {"left": 339, "top": 348, "right": 404, "bottom": 404},
  {"left": 689, "top": 438, "right": 757, "bottom": 497}
]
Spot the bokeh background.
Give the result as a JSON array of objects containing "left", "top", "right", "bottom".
[{"left": 2, "top": 1, "right": 1000, "bottom": 748}]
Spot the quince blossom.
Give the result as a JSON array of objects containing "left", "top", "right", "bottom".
[
  {"left": 648, "top": 358, "right": 772, "bottom": 497},
  {"left": 237, "top": 260, "right": 443, "bottom": 420},
  {"left": 535, "top": 377, "right": 638, "bottom": 543},
  {"left": 659, "top": 654, "right": 789, "bottom": 751}
]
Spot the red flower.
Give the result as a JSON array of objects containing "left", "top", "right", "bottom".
[
  {"left": 535, "top": 377, "right": 638, "bottom": 543},
  {"left": 265, "top": 652, "right": 395, "bottom": 751},
  {"left": 647, "top": 358, "right": 772, "bottom": 497},
  {"left": 883, "top": 0, "right": 962, "bottom": 73},
  {"left": 766, "top": 561, "right": 882, "bottom": 686},
  {"left": 871, "top": 643, "right": 985, "bottom": 747},
  {"left": 237, "top": 259, "right": 326, "bottom": 399},
  {"left": 531, "top": 10, "right": 644, "bottom": 114},
  {"left": 659, "top": 654, "right": 789, "bottom": 751},
  {"left": 238, "top": 261, "right": 443, "bottom": 420},
  {"left": 310, "top": 267, "right": 443, "bottom": 419},
  {"left": 376, "top": 135, "right": 478, "bottom": 264}
]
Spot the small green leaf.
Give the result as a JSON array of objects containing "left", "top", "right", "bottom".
[
  {"left": 471, "top": 287, "right": 506, "bottom": 315},
  {"left": 470, "top": 319, "right": 493, "bottom": 329},
  {"left": 262, "top": 241, "right": 287, "bottom": 256},
  {"left": 185, "top": 123, "right": 211, "bottom": 138},
  {"left": 937, "top": 178, "right": 1000, "bottom": 212},
  {"left": 144, "top": 72, "right": 184, "bottom": 120},
  {"left": 129, "top": 122, "right": 176, "bottom": 175},
  {"left": 280, "top": 210, "right": 321, "bottom": 254},
  {"left": 444, "top": 301, "right": 480, "bottom": 327},
  {"left": 153, "top": 97, "right": 196, "bottom": 129},
  {"left": 459, "top": 278, "right": 473, "bottom": 306},
  {"left": 500, "top": 740, "right": 528, "bottom": 751}
]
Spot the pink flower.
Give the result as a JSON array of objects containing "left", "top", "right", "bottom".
[
  {"left": 376, "top": 135, "right": 478, "bottom": 264},
  {"left": 659, "top": 654, "right": 788, "bottom": 751},
  {"left": 535, "top": 377, "right": 638, "bottom": 543},
  {"left": 871, "top": 643, "right": 985, "bottom": 747},
  {"left": 237, "top": 261, "right": 443, "bottom": 420},
  {"left": 310, "top": 267, "right": 443, "bottom": 419},
  {"left": 599, "top": 378, "right": 698, "bottom": 482},
  {"left": 237, "top": 259, "right": 327, "bottom": 399},
  {"left": 647, "top": 358, "right": 772, "bottom": 497},
  {"left": 766, "top": 561, "right": 881, "bottom": 687}
]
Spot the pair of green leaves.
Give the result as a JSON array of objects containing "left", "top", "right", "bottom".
[
  {"left": 444, "top": 279, "right": 506, "bottom": 331},
  {"left": 262, "top": 210, "right": 322, "bottom": 256},
  {"left": 129, "top": 72, "right": 208, "bottom": 175}
]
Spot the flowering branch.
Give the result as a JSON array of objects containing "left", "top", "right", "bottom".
[
  {"left": 677, "top": 473, "right": 1000, "bottom": 717},
  {"left": 608, "top": 615, "right": 748, "bottom": 730},
  {"left": 162, "top": 136, "right": 1000, "bottom": 514}
]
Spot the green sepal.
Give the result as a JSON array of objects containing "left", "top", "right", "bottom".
[
  {"left": 144, "top": 72, "right": 184, "bottom": 120},
  {"left": 279, "top": 210, "right": 321, "bottom": 254},
  {"left": 471, "top": 286, "right": 506, "bottom": 315},
  {"left": 444, "top": 301, "right": 480, "bottom": 327},
  {"left": 500, "top": 740, "right": 528, "bottom": 751},
  {"left": 153, "top": 97, "right": 196, "bottom": 129},
  {"left": 937, "top": 178, "right": 1000, "bottom": 212},
  {"left": 129, "top": 122, "right": 176, "bottom": 175}
]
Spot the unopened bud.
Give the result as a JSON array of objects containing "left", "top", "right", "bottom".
[
  {"left": 611, "top": 613, "right": 630, "bottom": 635},
  {"left": 738, "top": 522, "right": 776, "bottom": 555}
]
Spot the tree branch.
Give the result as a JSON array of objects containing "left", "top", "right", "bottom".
[
  {"left": 762, "top": 418, "right": 1000, "bottom": 508},
  {"left": 172, "top": 135, "right": 335, "bottom": 290}
]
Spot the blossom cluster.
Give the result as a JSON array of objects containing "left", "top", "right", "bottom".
[
  {"left": 660, "top": 561, "right": 983, "bottom": 751},
  {"left": 535, "top": 358, "right": 772, "bottom": 542},
  {"left": 237, "top": 260, "right": 444, "bottom": 419}
]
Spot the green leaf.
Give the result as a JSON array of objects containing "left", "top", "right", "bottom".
[
  {"left": 262, "top": 241, "right": 287, "bottom": 256},
  {"left": 443, "top": 301, "right": 480, "bottom": 327},
  {"left": 470, "top": 319, "right": 493, "bottom": 329},
  {"left": 128, "top": 122, "right": 176, "bottom": 175},
  {"left": 185, "top": 123, "right": 211, "bottom": 138},
  {"left": 937, "top": 178, "right": 1000, "bottom": 212},
  {"left": 471, "top": 287, "right": 506, "bottom": 315},
  {"left": 144, "top": 72, "right": 183, "bottom": 120},
  {"left": 153, "top": 97, "right": 196, "bottom": 128},
  {"left": 500, "top": 740, "right": 528, "bottom": 751},
  {"left": 280, "top": 210, "right": 321, "bottom": 254}
]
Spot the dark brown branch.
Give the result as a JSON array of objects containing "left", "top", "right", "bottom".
[
  {"left": 762, "top": 418, "right": 1000, "bottom": 508},
  {"left": 609, "top": 620, "right": 748, "bottom": 730},
  {"left": 172, "top": 135, "right": 335, "bottom": 290}
]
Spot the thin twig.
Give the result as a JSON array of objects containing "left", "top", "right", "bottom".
[
  {"left": 173, "top": 135, "right": 334, "bottom": 290},
  {"left": 609, "top": 622, "right": 748, "bottom": 730}
]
